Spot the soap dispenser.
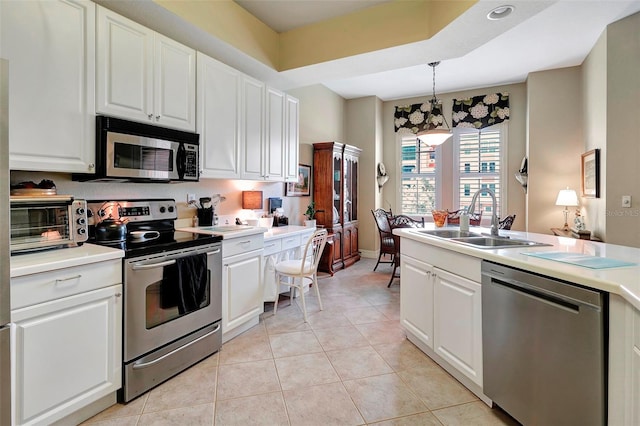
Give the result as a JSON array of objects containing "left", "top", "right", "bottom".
[{"left": 460, "top": 207, "right": 470, "bottom": 232}]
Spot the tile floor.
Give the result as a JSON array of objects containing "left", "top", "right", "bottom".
[{"left": 84, "top": 258, "right": 519, "bottom": 426}]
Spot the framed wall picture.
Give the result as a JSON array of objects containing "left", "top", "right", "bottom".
[
  {"left": 581, "top": 149, "right": 600, "bottom": 198},
  {"left": 285, "top": 164, "right": 311, "bottom": 196}
]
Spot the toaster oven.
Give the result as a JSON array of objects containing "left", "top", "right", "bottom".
[{"left": 10, "top": 195, "right": 88, "bottom": 254}]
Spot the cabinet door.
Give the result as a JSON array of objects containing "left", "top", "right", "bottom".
[
  {"left": 12, "top": 285, "right": 122, "bottom": 425},
  {"left": 96, "top": 5, "right": 153, "bottom": 124},
  {"left": 400, "top": 255, "right": 434, "bottom": 349},
  {"left": 153, "top": 33, "right": 196, "bottom": 131},
  {"left": 197, "top": 52, "right": 241, "bottom": 178},
  {"left": 633, "top": 346, "right": 640, "bottom": 425},
  {"left": 264, "top": 87, "right": 285, "bottom": 181},
  {"left": 222, "top": 250, "right": 263, "bottom": 337},
  {"left": 2, "top": 0, "right": 96, "bottom": 173},
  {"left": 433, "top": 268, "right": 483, "bottom": 387},
  {"left": 240, "top": 76, "right": 265, "bottom": 179},
  {"left": 285, "top": 95, "right": 300, "bottom": 182}
]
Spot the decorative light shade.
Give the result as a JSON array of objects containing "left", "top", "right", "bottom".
[
  {"left": 555, "top": 188, "right": 579, "bottom": 207},
  {"left": 555, "top": 187, "right": 579, "bottom": 231},
  {"left": 416, "top": 62, "right": 452, "bottom": 146},
  {"left": 242, "top": 191, "right": 263, "bottom": 209}
]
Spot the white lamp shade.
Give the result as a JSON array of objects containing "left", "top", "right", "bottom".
[
  {"left": 555, "top": 188, "right": 579, "bottom": 207},
  {"left": 416, "top": 129, "right": 452, "bottom": 146}
]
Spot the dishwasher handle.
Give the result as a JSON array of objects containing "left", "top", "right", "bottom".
[{"left": 482, "top": 262, "right": 603, "bottom": 310}]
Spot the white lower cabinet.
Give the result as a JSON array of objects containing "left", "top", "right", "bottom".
[
  {"left": 630, "top": 302, "right": 640, "bottom": 425},
  {"left": 11, "top": 285, "right": 122, "bottom": 425},
  {"left": 399, "top": 238, "right": 486, "bottom": 401},
  {"left": 433, "top": 268, "right": 483, "bottom": 387},
  {"left": 222, "top": 235, "right": 264, "bottom": 342},
  {"left": 400, "top": 255, "right": 434, "bottom": 349}
]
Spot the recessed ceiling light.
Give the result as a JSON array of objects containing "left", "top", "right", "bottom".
[{"left": 487, "top": 5, "right": 514, "bottom": 20}]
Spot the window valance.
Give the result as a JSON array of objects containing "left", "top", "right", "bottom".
[
  {"left": 452, "top": 93, "right": 509, "bottom": 129},
  {"left": 394, "top": 102, "right": 447, "bottom": 136}
]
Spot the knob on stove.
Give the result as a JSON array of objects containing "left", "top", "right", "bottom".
[{"left": 159, "top": 206, "right": 166, "bottom": 213}]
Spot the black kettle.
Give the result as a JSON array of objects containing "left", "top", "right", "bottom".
[{"left": 94, "top": 218, "right": 127, "bottom": 244}]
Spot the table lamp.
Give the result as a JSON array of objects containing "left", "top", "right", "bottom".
[
  {"left": 242, "top": 191, "right": 263, "bottom": 210},
  {"left": 555, "top": 188, "right": 579, "bottom": 231}
]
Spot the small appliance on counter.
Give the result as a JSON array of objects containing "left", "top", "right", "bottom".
[{"left": 9, "top": 194, "right": 88, "bottom": 254}]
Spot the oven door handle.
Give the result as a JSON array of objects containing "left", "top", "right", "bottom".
[
  {"left": 131, "top": 259, "right": 176, "bottom": 270},
  {"left": 131, "top": 324, "right": 221, "bottom": 370},
  {"left": 205, "top": 249, "right": 221, "bottom": 256}
]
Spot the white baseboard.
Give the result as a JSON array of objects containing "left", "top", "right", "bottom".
[{"left": 359, "top": 249, "right": 377, "bottom": 259}]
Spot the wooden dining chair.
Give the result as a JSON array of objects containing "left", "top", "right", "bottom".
[
  {"left": 371, "top": 209, "right": 394, "bottom": 271},
  {"left": 447, "top": 209, "right": 483, "bottom": 226},
  {"left": 499, "top": 214, "right": 516, "bottom": 230},
  {"left": 388, "top": 215, "right": 424, "bottom": 287}
]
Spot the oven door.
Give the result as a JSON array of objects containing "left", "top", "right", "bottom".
[{"left": 123, "top": 243, "right": 222, "bottom": 362}]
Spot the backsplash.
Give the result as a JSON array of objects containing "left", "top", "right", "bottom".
[{"left": 10, "top": 171, "right": 310, "bottom": 226}]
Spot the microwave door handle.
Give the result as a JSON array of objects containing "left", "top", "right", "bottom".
[
  {"left": 131, "top": 259, "right": 176, "bottom": 270},
  {"left": 176, "top": 143, "right": 186, "bottom": 180}
]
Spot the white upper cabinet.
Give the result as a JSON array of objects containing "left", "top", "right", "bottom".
[
  {"left": 96, "top": 6, "right": 195, "bottom": 132},
  {"left": 240, "top": 75, "right": 265, "bottom": 180},
  {"left": 285, "top": 94, "right": 300, "bottom": 182},
  {"left": 1, "top": 0, "right": 96, "bottom": 173},
  {"left": 264, "top": 87, "right": 286, "bottom": 181},
  {"left": 197, "top": 52, "right": 242, "bottom": 179}
]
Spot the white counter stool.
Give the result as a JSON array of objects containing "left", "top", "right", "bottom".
[{"left": 273, "top": 229, "right": 328, "bottom": 322}]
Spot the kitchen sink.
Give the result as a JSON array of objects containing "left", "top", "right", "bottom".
[
  {"left": 416, "top": 229, "right": 482, "bottom": 238},
  {"left": 451, "top": 236, "right": 551, "bottom": 249}
]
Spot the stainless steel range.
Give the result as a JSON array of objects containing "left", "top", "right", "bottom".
[{"left": 87, "top": 199, "right": 223, "bottom": 402}]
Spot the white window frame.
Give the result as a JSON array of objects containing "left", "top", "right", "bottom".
[
  {"left": 452, "top": 123, "right": 508, "bottom": 222},
  {"left": 396, "top": 133, "right": 443, "bottom": 217}
]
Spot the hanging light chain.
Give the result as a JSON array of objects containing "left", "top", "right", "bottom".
[{"left": 425, "top": 61, "right": 450, "bottom": 129}]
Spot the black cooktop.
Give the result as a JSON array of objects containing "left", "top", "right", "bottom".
[{"left": 122, "top": 230, "right": 221, "bottom": 259}]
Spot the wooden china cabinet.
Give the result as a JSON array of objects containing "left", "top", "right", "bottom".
[{"left": 313, "top": 142, "right": 361, "bottom": 274}]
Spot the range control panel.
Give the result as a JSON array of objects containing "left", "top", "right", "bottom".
[{"left": 86, "top": 199, "right": 177, "bottom": 225}]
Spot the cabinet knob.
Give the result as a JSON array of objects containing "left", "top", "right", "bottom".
[
  {"left": 115, "top": 292, "right": 122, "bottom": 298},
  {"left": 155, "top": 115, "right": 160, "bottom": 121},
  {"left": 88, "top": 163, "right": 95, "bottom": 171},
  {"left": 148, "top": 113, "right": 153, "bottom": 119}
]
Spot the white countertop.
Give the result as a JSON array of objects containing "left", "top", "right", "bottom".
[
  {"left": 177, "top": 225, "right": 267, "bottom": 239},
  {"left": 263, "top": 225, "right": 314, "bottom": 241},
  {"left": 178, "top": 225, "right": 314, "bottom": 241},
  {"left": 10, "top": 243, "right": 124, "bottom": 278},
  {"left": 395, "top": 225, "right": 640, "bottom": 310}
]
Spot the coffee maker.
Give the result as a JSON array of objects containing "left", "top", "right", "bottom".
[{"left": 268, "top": 197, "right": 288, "bottom": 226}]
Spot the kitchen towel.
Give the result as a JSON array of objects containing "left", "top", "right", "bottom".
[
  {"left": 523, "top": 251, "right": 637, "bottom": 269},
  {"left": 175, "top": 253, "right": 209, "bottom": 314}
]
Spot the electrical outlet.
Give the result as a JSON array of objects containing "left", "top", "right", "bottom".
[
  {"left": 187, "top": 193, "right": 196, "bottom": 204},
  {"left": 622, "top": 195, "right": 632, "bottom": 208}
]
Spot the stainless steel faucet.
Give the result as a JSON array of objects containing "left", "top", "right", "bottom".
[{"left": 467, "top": 187, "right": 499, "bottom": 236}]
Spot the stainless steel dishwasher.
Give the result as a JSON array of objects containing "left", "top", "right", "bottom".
[{"left": 482, "top": 261, "right": 607, "bottom": 426}]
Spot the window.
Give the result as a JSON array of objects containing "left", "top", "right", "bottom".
[
  {"left": 400, "top": 138, "right": 439, "bottom": 215},
  {"left": 454, "top": 125, "right": 505, "bottom": 219},
  {"left": 398, "top": 124, "right": 506, "bottom": 219}
]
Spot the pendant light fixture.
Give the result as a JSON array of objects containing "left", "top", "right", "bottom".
[{"left": 416, "top": 61, "right": 452, "bottom": 146}]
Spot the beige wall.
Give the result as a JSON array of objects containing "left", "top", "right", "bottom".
[
  {"left": 526, "top": 67, "right": 583, "bottom": 234},
  {"left": 581, "top": 31, "right": 608, "bottom": 239},
  {"left": 286, "top": 84, "right": 347, "bottom": 226},
  {"left": 381, "top": 83, "right": 527, "bottom": 231},
  {"left": 345, "top": 96, "right": 383, "bottom": 257},
  {"left": 603, "top": 12, "right": 640, "bottom": 246}
]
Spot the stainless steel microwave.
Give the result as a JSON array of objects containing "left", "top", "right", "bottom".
[
  {"left": 73, "top": 116, "right": 199, "bottom": 182},
  {"left": 10, "top": 195, "right": 88, "bottom": 254}
]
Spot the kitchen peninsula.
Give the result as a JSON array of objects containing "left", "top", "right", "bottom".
[{"left": 394, "top": 226, "right": 640, "bottom": 426}]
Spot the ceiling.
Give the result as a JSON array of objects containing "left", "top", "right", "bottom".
[
  {"left": 233, "top": 0, "right": 640, "bottom": 100},
  {"left": 98, "top": 0, "right": 640, "bottom": 101}
]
